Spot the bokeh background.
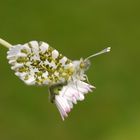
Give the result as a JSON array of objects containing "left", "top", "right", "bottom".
[{"left": 0, "top": 0, "right": 140, "bottom": 140}]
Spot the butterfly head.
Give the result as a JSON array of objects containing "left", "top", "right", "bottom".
[
  {"left": 79, "top": 58, "right": 91, "bottom": 71},
  {"left": 72, "top": 47, "right": 111, "bottom": 80}
]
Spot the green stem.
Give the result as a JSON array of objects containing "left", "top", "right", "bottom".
[{"left": 0, "top": 38, "right": 12, "bottom": 49}]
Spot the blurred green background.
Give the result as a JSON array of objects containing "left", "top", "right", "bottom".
[{"left": 0, "top": 0, "right": 140, "bottom": 140}]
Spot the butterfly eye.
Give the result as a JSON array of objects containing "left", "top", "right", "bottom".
[
  {"left": 79, "top": 59, "right": 90, "bottom": 71},
  {"left": 80, "top": 61, "right": 85, "bottom": 68}
]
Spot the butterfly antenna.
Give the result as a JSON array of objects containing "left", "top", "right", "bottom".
[{"left": 85, "top": 47, "right": 111, "bottom": 61}]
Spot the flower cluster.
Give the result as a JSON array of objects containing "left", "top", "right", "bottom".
[
  {"left": 6, "top": 40, "right": 94, "bottom": 120},
  {"left": 0, "top": 38, "right": 111, "bottom": 120},
  {"left": 7, "top": 41, "right": 74, "bottom": 86},
  {"left": 54, "top": 80, "right": 94, "bottom": 120}
]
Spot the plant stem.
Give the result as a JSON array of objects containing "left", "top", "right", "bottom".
[{"left": 0, "top": 38, "right": 12, "bottom": 49}]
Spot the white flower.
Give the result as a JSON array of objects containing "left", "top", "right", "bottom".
[
  {"left": 54, "top": 80, "right": 95, "bottom": 120},
  {"left": 0, "top": 38, "right": 111, "bottom": 121},
  {"left": 6, "top": 41, "right": 74, "bottom": 86}
]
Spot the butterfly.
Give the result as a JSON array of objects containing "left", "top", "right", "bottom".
[{"left": 0, "top": 38, "right": 111, "bottom": 120}]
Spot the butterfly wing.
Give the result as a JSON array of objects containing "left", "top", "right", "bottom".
[{"left": 7, "top": 41, "right": 74, "bottom": 86}]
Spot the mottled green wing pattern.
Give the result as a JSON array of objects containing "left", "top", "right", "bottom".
[{"left": 7, "top": 41, "right": 74, "bottom": 86}]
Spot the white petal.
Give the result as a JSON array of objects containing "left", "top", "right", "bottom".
[
  {"left": 60, "top": 57, "right": 67, "bottom": 65},
  {"left": 55, "top": 96, "right": 68, "bottom": 120},
  {"left": 29, "top": 41, "right": 39, "bottom": 53},
  {"left": 67, "top": 100, "right": 73, "bottom": 109},
  {"left": 54, "top": 79, "right": 94, "bottom": 120},
  {"left": 22, "top": 44, "right": 31, "bottom": 53},
  {"left": 7, "top": 45, "right": 22, "bottom": 56},
  {"left": 15, "top": 72, "right": 27, "bottom": 77},
  {"left": 8, "top": 59, "right": 16, "bottom": 64},
  {"left": 11, "top": 63, "right": 24, "bottom": 70},
  {"left": 49, "top": 61, "right": 57, "bottom": 69},
  {"left": 52, "top": 50, "right": 59, "bottom": 59},
  {"left": 24, "top": 76, "right": 35, "bottom": 85},
  {"left": 78, "top": 93, "right": 85, "bottom": 101},
  {"left": 40, "top": 42, "right": 49, "bottom": 53},
  {"left": 59, "top": 96, "right": 71, "bottom": 113},
  {"left": 42, "top": 71, "right": 48, "bottom": 78}
]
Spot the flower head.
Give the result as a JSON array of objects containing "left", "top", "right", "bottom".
[
  {"left": 54, "top": 80, "right": 95, "bottom": 120},
  {"left": 7, "top": 41, "right": 74, "bottom": 86},
  {"left": 0, "top": 38, "right": 110, "bottom": 121}
]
